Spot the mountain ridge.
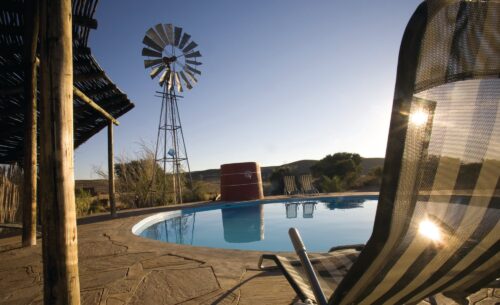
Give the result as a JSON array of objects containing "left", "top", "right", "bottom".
[{"left": 190, "top": 158, "right": 384, "bottom": 182}]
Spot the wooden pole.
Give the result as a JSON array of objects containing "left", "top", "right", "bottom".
[
  {"left": 108, "top": 121, "right": 116, "bottom": 217},
  {"left": 39, "top": 0, "right": 81, "bottom": 303},
  {"left": 22, "top": 0, "right": 39, "bottom": 247},
  {"left": 73, "top": 87, "right": 119, "bottom": 125}
]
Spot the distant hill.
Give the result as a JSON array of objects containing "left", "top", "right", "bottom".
[
  {"left": 76, "top": 158, "right": 385, "bottom": 191},
  {"left": 190, "top": 158, "right": 385, "bottom": 183}
]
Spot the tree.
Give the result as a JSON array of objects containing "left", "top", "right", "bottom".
[{"left": 311, "top": 152, "right": 362, "bottom": 180}]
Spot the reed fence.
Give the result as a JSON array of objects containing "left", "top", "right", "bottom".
[{"left": 0, "top": 164, "right": 23, "bottom": 224}]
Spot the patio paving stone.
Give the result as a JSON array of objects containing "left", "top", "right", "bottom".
[{"left": 0, "top": 193, "right": 498, "bottom": 305}]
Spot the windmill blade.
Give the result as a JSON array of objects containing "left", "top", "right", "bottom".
[
  {"left": 168, "top": 71, "right": 174, "bottom": 91},
  {"left": 186, "top": 59, "right": 202, "bottom": 66},
  {"left": 185, "top": 64, "right": 201, "bottom": 75},
  {"left": 144, "top": 58, "right": 163, "bottom": 68},
  {"left": 174, "top": 27, "right": 182, "bottom": 46},
  {"left": 146, "top": 28, "right": 166, "bottom": 48},
  {"left": 183, "top": 41, "right": 198, "bottom": 54},
  {"left": 142, "top": 48, "right": 162, "bottom": 58},
  {"left": 159, "top": 69, "right": 170, "bottom": 85},
  {"left": 184, "top": 68, "right": 198, "bottom": 84},
  {"left": 164, "top": 24, "right": 174, "bottom": 46},
  {"left": 178, "top": 33, "right": 191, "bottom": 49},
  {"left": 158, "top": 70, "right": 167, "bottom": 86},
  {"left": 143, "top": 35, "right": 163, "bottom": 52},
  {"left": 150, "top": 64, "right": 165, "bottom": 79},
  {"left": 180, "top": 71, "right": 193, "bottom": 90},
  {"left": 155, "top": 23, "right": 170, "bottom": 46},
  {"left": 184, "top": 51, "right": 202, "bottom": 58},
  {"left": 175, "top": 72, "right": 183, "bottom": 92}
]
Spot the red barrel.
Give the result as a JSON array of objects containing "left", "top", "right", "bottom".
[{"left": 220, "top": 162, "right": 264, "bottom": 201}]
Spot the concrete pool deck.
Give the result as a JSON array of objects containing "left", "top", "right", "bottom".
[{"left": 0, "top": 192, "right": 498, "bottom": 305}]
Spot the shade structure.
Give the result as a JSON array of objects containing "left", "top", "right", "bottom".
[{"left": 0, "top": 0, "right": 135, "bottom": 163}]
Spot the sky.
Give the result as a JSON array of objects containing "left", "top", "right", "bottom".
[{"left": 74, "top": 0, "right": 423, "bottom": 179}]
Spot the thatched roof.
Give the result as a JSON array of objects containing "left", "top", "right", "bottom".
[{"left": 0, "top": 0, "right": 135, "bottom": 163}]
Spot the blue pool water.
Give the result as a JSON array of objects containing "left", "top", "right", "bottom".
[{"left": 133, "top": 195, "right": 378, "bottom": 252}]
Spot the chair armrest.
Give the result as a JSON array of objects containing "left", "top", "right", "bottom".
[
  {"left": 328, "top": 244, "right": 365, "bottom": 252},
  {"left": 258, "top": 254, "right": 280, "bottom": 270},
  {"left": 486, "top": 278, "right": 500, "bottom": 288},
  {"left": 289, "top": 228, "right": 328, "bottom": 305}
]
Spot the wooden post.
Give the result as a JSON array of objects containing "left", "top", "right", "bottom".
[
  {"left": 22, "top": 0, "right": 39, "bottom": 247},
  {"left": 39, "top": 0, "right": 81, "bottom": 304},
  {"left": 108, "top": 121, "right": 116, "bottom": 217},
  {"left": 73, "top": 87, "right": 120, "bottom": 125}
]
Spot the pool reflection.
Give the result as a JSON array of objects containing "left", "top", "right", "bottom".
[
  {"left": 285, "top": 201, "right": 318, "bottom": 218},
  {"left": 303, "top": 202, "right": 317, "bottom": 218},
  {"left": 322, "top": 197, "right": 365, "bottom": 210},
  {"left": 141, "top": 213, "right": 196, "bottom": 245},
  {"left": 221, "top": 205, "right": 264, "bottom": 243}
]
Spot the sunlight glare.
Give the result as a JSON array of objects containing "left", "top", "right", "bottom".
[
  {"left": 418, "top": 220, "right": 442, "bottom": 242},
  {"left": 410, "top": 109, "right": 428, "bottom": 126}
]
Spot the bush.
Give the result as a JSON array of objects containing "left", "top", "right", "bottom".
[
  {"left": 75, "top": 189, "right": 94, "bottom": 216},
  {"left": 352, "top": 166, "right": 383, "bottom": 190},
  {"left": 96, "top": 142, "right": 187, "bottom": 208},
  {"left": 319, "top": 175, "right": 343, "bottom": 193},
  {"left": 183, "top": 180, "right": 220, "bottom": 202}
]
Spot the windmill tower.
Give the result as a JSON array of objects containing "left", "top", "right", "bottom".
[{"left": 141, "top": 24, "right": 202, "bottom": 204}]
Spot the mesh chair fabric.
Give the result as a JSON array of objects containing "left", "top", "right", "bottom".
[{"left": 335, "top": 1, "right": 500, "bottom": 304}]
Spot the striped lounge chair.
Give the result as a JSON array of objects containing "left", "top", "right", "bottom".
[
  {"left": 284, "top": 175, "right": 300, "bottom": 195},
  {"left": 299, "top": 174, "right": 319, "bottom": 194},
  {"left": 259, "top": 1, "right": 500, "bottom": 304}
]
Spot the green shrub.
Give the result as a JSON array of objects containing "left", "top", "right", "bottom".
[
  {"left": 75, "top": 189, "right": 94, "bottom": 216},
  {"left": 319, "top": 175, "right": 343, "bottom": 193},
  {"left": 183, "top": 180, "right": 220, "bottom": 202}
]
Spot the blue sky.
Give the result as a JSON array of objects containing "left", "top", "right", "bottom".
[{"left": 75, "top": 0, "right": 422, "bottom": 179}]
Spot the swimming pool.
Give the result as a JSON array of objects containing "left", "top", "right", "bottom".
[{"left": 132, "top": 195, "right": 378, "bottom": 252}]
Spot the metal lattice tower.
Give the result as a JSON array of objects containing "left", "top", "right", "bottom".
[{"left": 141, "top": 23, "right": 202, "bottom": 204}]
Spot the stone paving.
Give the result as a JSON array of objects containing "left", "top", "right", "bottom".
[{"left": 0, "top": 196, "right": 498, "bottom": 305}]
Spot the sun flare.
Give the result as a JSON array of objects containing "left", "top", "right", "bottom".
[{"left": 418, "top": 219, "right": 442, "bottom": 242}]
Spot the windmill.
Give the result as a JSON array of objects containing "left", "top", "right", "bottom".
[{"left": 142, "top": 23, "right": 202, "bottom": 204}]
